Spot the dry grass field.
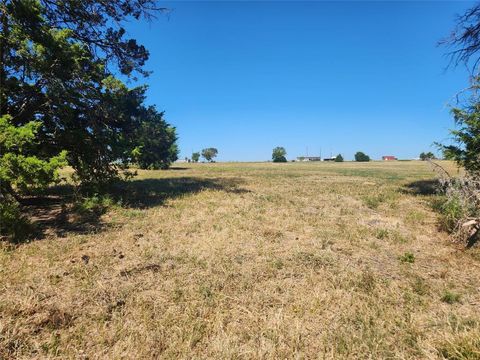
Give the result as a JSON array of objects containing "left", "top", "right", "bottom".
[{"left": 1, "top": 161, "right": 480, "bottom": 359}]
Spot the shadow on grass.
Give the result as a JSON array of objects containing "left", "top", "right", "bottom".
[
  {"left": 17, "top": 177, "right": 249, "bottom": 242},
  {"left": 403, "top": 179, "right": 439, "bottom": 196},
  {"left": 112, "top": 177, "right": 249, "bottom": 208}
]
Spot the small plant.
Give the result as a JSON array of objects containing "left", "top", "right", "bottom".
[
  {"left": 441, "top": 290, "right": 461, "bottom": 304},
  {"left": 375, "top": 228, "right": 390, "bottom": 240},
  {"left": 73, "top": 194, "right": 115, "bottom": 216},
  {"left": 411, "top": 276, "right": 429, "bottom": 296},
  {"left": 272, "top": 259, "right": 284, "bottom": 270},
  {"left": 199, "top": 285, "right": 213, "bottom": 300},
  {"left": 363, "top": 194, "right": 384, "bottom": 209},
  {"left": 399, "top": 252, "right": 415, "bottom": 263},
  {"left": 356, "top": 269, "right": 376, "bottom": 292}
]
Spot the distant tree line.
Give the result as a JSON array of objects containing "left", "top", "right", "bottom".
[
  {"left": 188, "top": 148, "right": 218, "bottom": 163},
  {"left": 271, "top": 147, "right": 369, "bottom": 162}
]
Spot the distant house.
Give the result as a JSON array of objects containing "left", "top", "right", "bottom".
[
  {"left": 322, "top": 157, "right": 336, "bottom": 162},
  {"left": 382, "top": 156, "right": 397, "bottom": 161},
  {"left": 297, "top": 156, "right": 321, "bottom": 161}
]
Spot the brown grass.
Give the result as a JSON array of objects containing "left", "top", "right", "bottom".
[{"left": 1, "top": 161, "right": 480, "bottom": 359}]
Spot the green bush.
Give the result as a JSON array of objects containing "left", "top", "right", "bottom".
[
  {"left": 434, "top": 176, "right": 479, "bottom": 240},
  {"left": 0, "top": 201, "right": 32, "bottom": 242},
  {"left": 0, "top": 115, "right": 66, "bottom": 241},
  {"left": 73, "top": 194, "right": 116, "bottom": 216},
  {"left": 439, "top": 196, "right": 468, "bottom": 232}
]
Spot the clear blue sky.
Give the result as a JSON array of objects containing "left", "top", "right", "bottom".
[{"left": 126, "top": 1, "right": 475, "bottom": 161}]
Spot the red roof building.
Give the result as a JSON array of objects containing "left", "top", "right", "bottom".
[{"left": 382, "top": 156, "right": 397, "bottom": 161}]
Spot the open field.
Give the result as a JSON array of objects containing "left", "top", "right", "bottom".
[{"left": 1, "top": 161, "right": 480, "bottom": 359}]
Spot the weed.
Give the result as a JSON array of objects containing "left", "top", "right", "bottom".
[
  {"left": 437, "top": 333, "right": 480, "bottom": 359},
  {"left": 399, "top": 252, "right": 415, "bottom": 264},
  {"left": 441, "top": 290, "right": 462, "bottom": 304},
  {"left": 411, "top": 276, "right": 429, "bottom": 296},
  {"left": 375, "top": 228, "right": 390, "bottom": 240}
]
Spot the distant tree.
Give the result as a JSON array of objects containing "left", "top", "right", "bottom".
[
  {"left": 201, "top": 148, "right": 218, "bottom": 162},
  {"left": 419, "top": 152, "right": 436, "bottom": 161},
  {"left": 272, "top": 147, "right": 287, "bottom": 162},
  {"left": 298, "top": 156, "right": 305, "bottom": 161},
  {"left": 335, "top": 154, "right": 344, "bottom": 162},
  {"left": 191, "top": 152, "right": 200, "bottom": 163},
  {"left": 354, "top": 151, "right": 370, "bottom": 162}
]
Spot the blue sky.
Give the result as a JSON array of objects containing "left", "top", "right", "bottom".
[{"left": 126, "top": 1, "right": 475, "bottom": 161}]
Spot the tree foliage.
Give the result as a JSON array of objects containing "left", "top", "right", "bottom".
[
  {"left": 0, "top": 115, "right": 66, "bottom": 196},
  {"left": 440, "top": 3, "right": 480, "bottom": 177},
  {"left": 420, "top": 152, "right": 436, "bottom": 161},
  {"left": 133, "top": 108, "right": 178, "bottom": 170},
  {"left": 191, "top": 152, "right": 200, "bottom": 163},
  {"left": 354, "top": 151, "right": 370, "bottom": 162},
  {"left": 0, "top": 115, "right": 66, "bottom": 240},
  {"left": 0, "top": 0, "right": 176, "bottom": 188},
  {"left": 440, "top": 100, "right": 480, "bottom": 175},
  {"left": 201, "top": 148, "right": 218, "bottom": 162},
  {"left": 272, "top": 147, "right": 287, "bottom": 162},
  {"left": 334, "top": 154, "right": 344, "bottom": 162}
]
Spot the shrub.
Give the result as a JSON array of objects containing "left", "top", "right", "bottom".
[
  {"left": 0, "top": 201, "right": 32, "bottom": 242},
  {"left": 0, "top": 115, "right": 66, "bottom": 241},
  {"left": 436, "top": 172, "right": 480, "bottom": 244},
  {"left": 73, "top": 194, "right": 116, "bottom": 216},
  {"left": 335, "top": 154, "right": 344, "bottom": 162}
]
